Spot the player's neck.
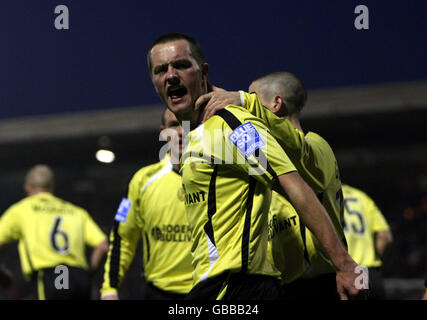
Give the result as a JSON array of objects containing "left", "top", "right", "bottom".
[
  {"left": 172, "top": 163, "right": 181, "bottom": 174},
  {"left": 176, "top": 107, "right": 203, "bottom": 131},
  {"left": 27, "top": 189, "right": 52, "bottom": 197},
  {"left": 288, "top": 115, "right": 304, "bottom": 133}
]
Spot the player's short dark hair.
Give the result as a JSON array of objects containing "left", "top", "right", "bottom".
[
  {"left": 147, "top": 32, "right": 205, "bottom": 75},
  {"left": 25, "top": 164, "right": 55, "bottom": 191},
  {"left": 253, "top": 72, "right": 307, "bottom": 114}
]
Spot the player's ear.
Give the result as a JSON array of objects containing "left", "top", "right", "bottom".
[
  {"left": 201, "top": 62, "right": 209, "bottom": 77},
  {"left": 24, "top": 184, "right": 31, "bottom": 196},
  {"left": 275, "top": 95, "right": 289, "bottom": 117},
  {"left": 201, "top": 62, "right": 209, "bottom": 89}
]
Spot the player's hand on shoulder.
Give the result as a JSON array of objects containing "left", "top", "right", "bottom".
[{"left": 195, "top": 85, "right": 241, "bottom": 123}]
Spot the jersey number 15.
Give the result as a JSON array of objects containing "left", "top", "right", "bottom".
[{"left": 343, "top": 198, "right": 366, "bottom": 235}]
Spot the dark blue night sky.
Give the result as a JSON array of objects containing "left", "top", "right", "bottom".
[{"left": 0, "top": 0, "right": 426, "bottom": 119}]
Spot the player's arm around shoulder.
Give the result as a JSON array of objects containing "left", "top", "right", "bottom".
[{"left": 196, "top": 89, "right": 312, "bottom": 166}]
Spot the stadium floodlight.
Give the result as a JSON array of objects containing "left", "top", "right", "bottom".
[{"left": 95, "top": 149, "right": 115, "bottom": 163}]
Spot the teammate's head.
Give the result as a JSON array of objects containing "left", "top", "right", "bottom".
[
  {"left": 24, "top": 164, "right": 55, "bottom": 195},
  {"left": 160, "top": 108, "right": 183, "bottom": 163},
  {"left": 249, "top": 72, "right": 307, "bottom": 118},
  {"left": 147, "top": 33, "right": 209, "bottom": 123}
]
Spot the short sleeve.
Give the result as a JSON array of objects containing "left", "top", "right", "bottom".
[{"left": 0, "top": 206, "right": 21, "bottom": 244}]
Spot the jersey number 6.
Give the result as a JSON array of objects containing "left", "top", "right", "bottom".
[{"left": 49, "top": 216, "right": 70, "bottom": 255}]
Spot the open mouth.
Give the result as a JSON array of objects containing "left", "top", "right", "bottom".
[{"left": 167, "top": 86, "right": 188, "bottom": 101}]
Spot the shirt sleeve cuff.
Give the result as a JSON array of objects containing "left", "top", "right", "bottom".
[
  {"left": 100, "top": 288, "right": 118, "bottom": 299},
  {"left": 239, "top": 90, "right": 245, "bottom": 107}
]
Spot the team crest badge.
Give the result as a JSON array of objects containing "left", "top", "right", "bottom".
[{"left": 228, "top": 122, "right": 265, "bottom": 158}]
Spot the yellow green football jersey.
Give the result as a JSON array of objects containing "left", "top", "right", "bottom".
[
  {"left": 267, "top": 191, "right": 307, "bottom": 283},
  {"left": 342, "top": 184, "right": 390, "bottom": 268},
  {"left": 241, "top": 91, "right": 346, "bottom": 281},
  {"left": 181, "top": 105, "right": 296, "bottom": 286},
  {"left": 101, "top": 155, "right": 193, "bottom": 297},
  {"left": 0, "top": 192, "right": 106, "bottom": 280}
]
